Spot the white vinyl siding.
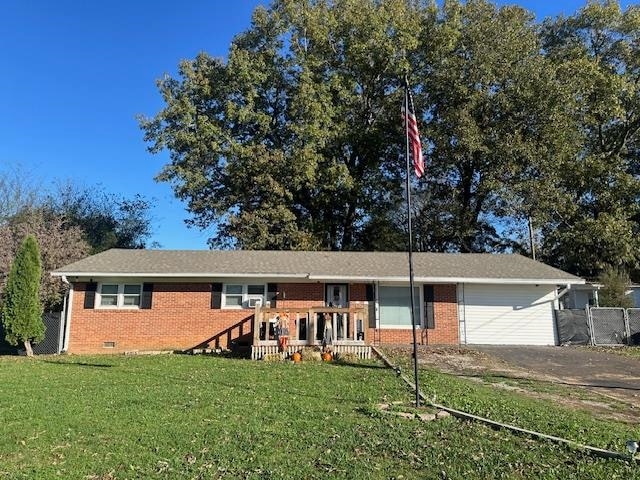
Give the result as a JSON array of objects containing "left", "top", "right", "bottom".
[{"left": 462, "top": 284, "right": 557, "bottom": 345}]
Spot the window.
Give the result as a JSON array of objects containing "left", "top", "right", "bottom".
[
  {"left": 378, "top": 286, "right": 421, "bottom": 327},
  {"left": 100, "top": 284, "right": 119, "bottom": 306},
  {"left": 223, "top": 284, "right": 266, "bottom": 308},
  {"left": 98, "top": 283, "right": 142, "bottom": 308}
]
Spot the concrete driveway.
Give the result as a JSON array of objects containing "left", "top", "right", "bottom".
[{"left": 472, "top": 345, "right": 640, "bottom": 395}]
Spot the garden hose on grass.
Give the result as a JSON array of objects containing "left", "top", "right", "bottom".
[{"left": 371, "top": 346, "right": 638, "bottom": 464}]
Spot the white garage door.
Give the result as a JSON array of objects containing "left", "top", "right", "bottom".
[{"left": 462, "top": 284, "right": 557, "bottom": 345}]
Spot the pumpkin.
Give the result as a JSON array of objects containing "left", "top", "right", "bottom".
[
  {"left": 321, "top": 352, "right": 333, "bottom": 362},
  {"left": 291, "top": 352, "right": 302, "bottom": 363}
]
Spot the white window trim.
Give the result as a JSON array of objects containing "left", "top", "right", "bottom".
[
  {"left": 222, "top": 284, "right": 266, "bottom": 309},
  {"left": 96, "top": 282, "right": 142, "bottom": 309}
]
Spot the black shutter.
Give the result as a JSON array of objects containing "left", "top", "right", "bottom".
[
  {"left": 267, "top": 283, "right": 278, "bottom": 308},
  {"left": 211, "top": 283, "right": 223, "bottom": 309},
  {"left": 365, "top": 284, "right": 375, "bottom": 302},
  {"left": 424, "top": 285, "right": 435, "bottom": 329},
  {"left": 84, "top": 282, "right": 97, "bottom": 309},
  {"left": 141, "top": 283, "right": 154, "bottom": 309}
]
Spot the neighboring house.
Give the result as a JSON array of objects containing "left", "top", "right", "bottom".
[
  {"left": 52, "top": 249, "right": 584, "bottom": 356},
  {"left": 562, "top": 282, "right": 640, "bottom": 309}
]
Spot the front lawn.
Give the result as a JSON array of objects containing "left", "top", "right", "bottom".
[{"left": 0, "top": 354, "right": 637, "bottom": 479}]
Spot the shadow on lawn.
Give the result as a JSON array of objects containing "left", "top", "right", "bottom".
[{"left": 41, "top": 360, "right": 113, "bottom": 368}]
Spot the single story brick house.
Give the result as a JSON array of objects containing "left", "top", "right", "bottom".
[{"left": 52, "top": 249, "right": 583, "bottom": 357}]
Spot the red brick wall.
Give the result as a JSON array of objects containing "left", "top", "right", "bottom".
[
  {"left": 67, "top": 281, "right": 457, "bottom": 353},
  {"left": 276, "top": 283, "right": 324, "bottom": 309},
  {"left": 428, "top": 284, "right": 459, "bottom": 344},
  {"left": 350, "top": 284, "right": 367, "bottom": 302},
  {"left": 68, "top": 282, "right": 254, "bottom": 354},
  {"left": 367, "top": 284, "right": 459, "bottom": 346}
]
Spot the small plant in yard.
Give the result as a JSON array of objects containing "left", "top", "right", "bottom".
[{"left": 1, "top": 235, "right": 44, "bottom": 356}]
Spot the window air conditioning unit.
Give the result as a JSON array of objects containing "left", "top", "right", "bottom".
[{"left": 248, "top": 298, "right": 263, "bottom": 308}]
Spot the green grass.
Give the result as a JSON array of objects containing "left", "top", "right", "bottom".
[
  {"left": 0, "top": 355, "right": 638, "bottom": 479},
  {"left": 385, "top": 352, "right": 640, "bottom": 452}
]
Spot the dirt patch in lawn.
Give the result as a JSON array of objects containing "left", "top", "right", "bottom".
[{"left": 381, "top": 346, "right": 640, "bottom": 424}]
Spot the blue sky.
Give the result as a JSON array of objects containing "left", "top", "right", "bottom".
[{"left": 1, "top": 0, "right": 637, "bottom": 250}]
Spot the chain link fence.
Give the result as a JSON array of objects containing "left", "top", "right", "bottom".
[
  {"left": 555, "top": 307, "right": 639, "bottom": 346},
  {"left": 628, "top": 309, "right": 640, "bottom": 346},
  {"left": 589, "top": 308, "right": 628, "bottom": 346}
]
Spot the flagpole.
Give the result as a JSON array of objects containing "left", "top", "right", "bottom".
[{"left": 404, "top": 76, "right": 420, "bottom": 408}]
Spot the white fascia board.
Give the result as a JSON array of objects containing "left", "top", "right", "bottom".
[
  {"left": 307, "top": 274, "right": 585, "bottom": 285},
  {"left": 51, "top": 271, "right": 585, "bottom": 286},
  {"left": 51, "top": 272, "right": 310, "bottom": 279}
]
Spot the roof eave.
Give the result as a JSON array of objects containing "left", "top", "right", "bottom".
[{"left": 51, "top": 271, "right": 584, "bottom": 285}]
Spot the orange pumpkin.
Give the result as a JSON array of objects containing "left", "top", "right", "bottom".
[
  {"left": 291, "top": 352, "right": 302, "bottom": 363},
  {"left": 321, "top": 352, "right": 333, "bottom": 362}
]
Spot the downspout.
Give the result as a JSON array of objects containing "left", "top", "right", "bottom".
[
  {"left": 60, "top": 276, "right": 74, "bottom": 353},
  {"left": 554, "top": 284, "right": 572, "bottom": 309}
]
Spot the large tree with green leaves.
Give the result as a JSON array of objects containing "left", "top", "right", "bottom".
[
  {"left": 140, "top": 0, "right": 425, "bottom": 250},
  {"left": 141, "top": 0, "right": 640, "bottom": 282},
  {"left": 1, "top": 235, "right": 44, "bottom": 357},
  {"left": 537, "top": 0, "right": 640, "bottom": 278}
]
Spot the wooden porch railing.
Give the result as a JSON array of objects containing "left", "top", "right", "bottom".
[{"left": 252, "top": 305, "right": 367, "bottom": 346}]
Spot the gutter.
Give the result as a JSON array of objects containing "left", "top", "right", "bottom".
[{"left": 52, "top": 271, "right": 584, "bottom": 286}]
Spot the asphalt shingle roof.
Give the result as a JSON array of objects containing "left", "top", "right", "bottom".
[{"left": 53, "top": 249, "right": 583, "bottom": 284}]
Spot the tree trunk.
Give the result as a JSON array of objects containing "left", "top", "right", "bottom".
[{"left": 24, "top": 339, "right": 33, "bottom": 357}]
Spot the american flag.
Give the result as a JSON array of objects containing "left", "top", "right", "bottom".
[{"left": 402, "top": 84, "right": 425, "bottom": 178}]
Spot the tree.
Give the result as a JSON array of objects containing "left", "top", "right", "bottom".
[
  {"left": 0, "top": 209, "right": 90, "bottom": 311},
  {"left": 411, "top": 0, "right": 580, "bottom": 253},
  {"left": 598, "top": 266, "right": 634, "bottom": 308},
  {"left": 0, "top": 167, "right": 41, "bottom": 225},
  {"left": 1, "top": 235, "right": 44, "bottom": 356},
  {"left": 537, "top": 0, "right": 640, "bottom": 278},
  {"left": 45, "top": 183, "right": 156, "bottom": 253},
  {"left": 140, "top": 0, "right": 424, "bottom": 250}
]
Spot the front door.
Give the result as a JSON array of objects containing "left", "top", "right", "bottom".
[{"left": 326, "top": 284, "right": 348, "bottom": 308}]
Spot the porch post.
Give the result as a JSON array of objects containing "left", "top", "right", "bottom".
[{"left": 253, "top": 306, "right": 261, "bottom": 345}]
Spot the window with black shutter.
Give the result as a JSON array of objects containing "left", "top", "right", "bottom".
[
  {"left": 211, "top": 283, "right": 223, "bottom": 309},
  {"left": 84, "top": 282, "right": 97, "bottom": 309},
  {"left": 424, "top": 285, "right": 435, "bottom": 329},
  {"left": 141, "top": 283, "right": 153, "bottom": 309}
]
